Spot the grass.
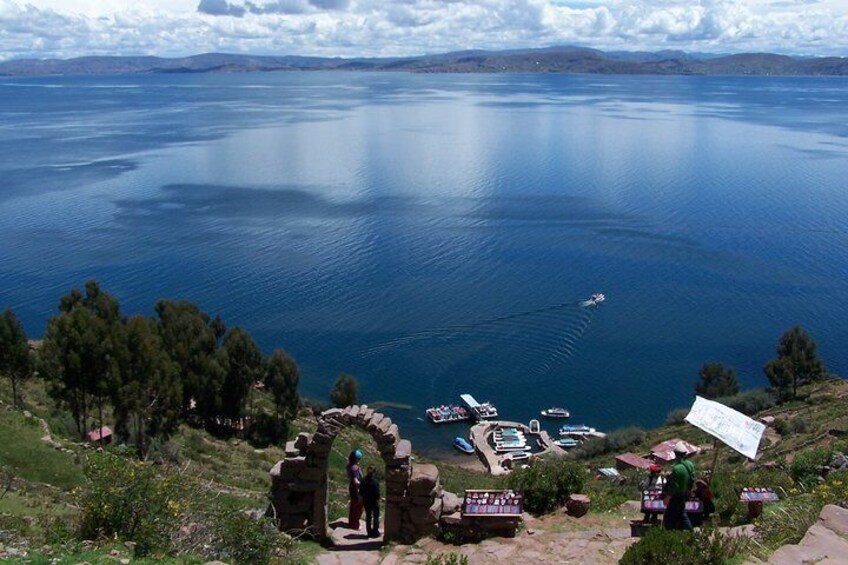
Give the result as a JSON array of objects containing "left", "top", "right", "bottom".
[{"left": 0, "top": 407, "right": 82, "bottom": 491}]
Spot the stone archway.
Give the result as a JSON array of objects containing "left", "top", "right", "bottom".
[{"left": 268, "top": 405, "right": 450, "bottom": 543}]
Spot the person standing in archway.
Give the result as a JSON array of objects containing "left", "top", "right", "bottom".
[
  {"left": 347, "top": 449, "right": 364, "bottom": 530},
  {"left": 360, "top": 466, "right": 381, "bottom": 538}
]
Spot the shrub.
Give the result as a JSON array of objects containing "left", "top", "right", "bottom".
[
  {"left": 773, "top": 418, "right": 789, "bottom": 436},
  {"left": 504, "top": 458, "right": 585, "bottom": 514},
  {"left": 425, "top": 553, "right": 469, "bottom": 565},
  {"left": 790, "top": 447, "right": 832, "bottom": 488},
  {"left": 620, "top": 526, "right": 750, "bottom": 565},
  {"left": 570, "top": 426, "right": 646, "bottom": 460},
  {"left": 213, "top": 510, "right": 290, "bottom": 565},
  {"left": 716, "top": 389, "right": 776, "bottom": 416},
  {"left": 77, "top": 452, "right": 199, "bottom": 557},
  {"left": 789, "top": 418, "right": 808, "bottom": 434}
]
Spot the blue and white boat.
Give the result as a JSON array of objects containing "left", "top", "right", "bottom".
[{"left": 454, "top": 437, "right": 475, "bottom": 454}]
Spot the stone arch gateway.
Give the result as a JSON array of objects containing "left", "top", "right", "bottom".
[{"left": 268, "top": 405, "right": 453, "bottom": 543}]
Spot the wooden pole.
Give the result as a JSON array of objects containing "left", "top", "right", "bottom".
[{"left": 707, "top": 437, "right": 721, "bottom": 483}]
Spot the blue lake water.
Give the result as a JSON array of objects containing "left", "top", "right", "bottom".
[{"left": 1, "top": 72, "right": 847, "bottom": 455}]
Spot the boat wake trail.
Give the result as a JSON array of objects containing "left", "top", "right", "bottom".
[{"left": 363, "top": 298, "right": 600, "bottom": 382}]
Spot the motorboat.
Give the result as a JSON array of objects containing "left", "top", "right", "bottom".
[
  {"left": 454, "top": 437, "right": 475, "bottom": 454},
  {"left": 460, "top": 394, "right": 498, "bottom": 419},
  {"left": 559, "top": 424, "right": 597, "bottom": 437},
  {"left": 541, "top": 407, "right": 570, "bottom": 418},
  {"left": 426, "top": 405, "right": 471, "bottom": 424},
  {"left": 553, "top": 438, "right": 580, "bottom": 448},
  {"left": 590, "top": 292, "right": 605, "bottom": 305}
]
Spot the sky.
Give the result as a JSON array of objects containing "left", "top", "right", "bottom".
[{"left": 1, "top": 0, "right": 846, "bottom": 61}]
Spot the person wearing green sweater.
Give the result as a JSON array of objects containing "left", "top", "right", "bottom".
[{"left": 663, "top": 442, "right": 695, "bottom": 531}]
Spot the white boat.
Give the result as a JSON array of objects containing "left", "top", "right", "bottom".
[
  {"left": 559, "top": 424, "right": 597, "bottom": 437},
  {"left": 495, "top": 444, "right": 531, "bottom": 453},
  {"left": 541, "top": 407, "right": 570, "bottom": 418},
  {"left": 590, "top": 292, "right": 605, "bottom": 305}
]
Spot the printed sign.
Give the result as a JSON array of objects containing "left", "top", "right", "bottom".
[
  {"left": 685, "top": 396, "right": 765, "bottom": 460},
  {"left": 462, "top": 490, "right": 523, "bottom": 516}
]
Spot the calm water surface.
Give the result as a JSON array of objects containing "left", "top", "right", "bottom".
[{"left": 1, "top": 72, "right": 847, "bottom": 454}]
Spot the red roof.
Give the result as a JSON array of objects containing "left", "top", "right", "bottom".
[
  {"left": 651, "top": 438, "right": 700, "bottom": 458},
  {"left": 87, "top": 426, "right": 112, "bottom": 442},
  {"left": 615, "top": 452, "right": 654, "bottom": 470}
]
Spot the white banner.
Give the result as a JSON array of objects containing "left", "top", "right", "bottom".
[{"left": 685, "top": 396, "right": 766, "bottom": 460}]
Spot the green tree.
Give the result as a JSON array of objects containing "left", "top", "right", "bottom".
[
  {"left": 694, "top": 362, "right": 740, "bottom": 399},
  {"left": 764, "top": 325, "right": 827, "bottom": 402},
  {"left": 0, "top": 308, "right": 32, "bottom": 408},
  {"left": 154, "top": 300, "right": 227, "bottom": 424},
  {"left": 114, "top": 315, "right": 182, "bottom": 458},
  {"left": 265, "top": 349, "right": 300, "bottom": 420},
  {"left": 220, "top": 327, "right": 263, "bottom": 423},
  {"left": 41, "top": 281, "right": 124, "bottom": 440},
  {"left": 330, "top": 372, "right": 358, "bottom": 408}
]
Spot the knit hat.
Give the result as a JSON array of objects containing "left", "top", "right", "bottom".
[
  {"left": 649, "top": 463, "right": 662, "bottom": 474},
  {"left": 354, "top": 449, "right": 363, "bottom": 460},
  {"left": 673, "top": 441, "right": 689, "bottom": 455}
]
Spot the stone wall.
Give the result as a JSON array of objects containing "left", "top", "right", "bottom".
[{"left": 268, "top": 405, "right": 452, "bottom": 543}]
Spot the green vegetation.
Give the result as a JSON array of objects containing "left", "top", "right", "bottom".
[
  {"left": 569, "top": 426, "right": 646, "bottom": 460},
  {"left": 620, "top": 526, "right": 751, "bottom": 565},
  {"left": 330, "top": 372, "right": 358, "bottom": 408},
  {"left": 695, "top": 362, "right": 740, "bottom": 399},
  {"left": 504, "top": 458, "right": 585, "bottom": 514},
  {"left": 764, "top": 325, "right": 827, "bottom": 402},
  {"left": 0, "top": 309, "right": 32, "bottom": 409},
  {"left": 425, "top": 553, "right": 469, "bottom": 565}
]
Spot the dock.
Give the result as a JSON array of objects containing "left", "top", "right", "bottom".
[
  {"left": 469, "top": 420, "right": 558, "bottom": 476},
  {"left": 460, "top": 393, "right": 498, "bottom": 420}
]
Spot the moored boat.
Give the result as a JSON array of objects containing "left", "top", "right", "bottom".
[
  {"left": 454, "top": 436, "right": 475, "bottom": 454},
  {"left": 554, "top": 437, "right": 580, "bottom": 448},
  {"left": 559, "top": 424, "right": 596, "bottom": 437},
  {"left": 426, "top": 404, "right": 471, "bottom": 424},
  {"left": 541, "top": 407, "right": 570, "bottom": 418},
  {"left": 460, "top": 394, "right": 499, "bottom": 419}
]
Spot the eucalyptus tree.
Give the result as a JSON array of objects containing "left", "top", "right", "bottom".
[
  {"left": 41, "top": 281, "right": 124, "bottom": 440},
  {"left": 764, "top": 325, "right": 827, "bottom": 402},
  {"left": 114, "top": 315, "right": 182, "bottom": 457},
  {"left": 0, "top": 308, "right": 32, "bottom": 408}
]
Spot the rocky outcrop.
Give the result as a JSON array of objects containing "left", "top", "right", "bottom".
[
  {"left": 765, "top": 504, "right": 848, "bottom": 564},
  {"left": 268, "top": 405, "right": 449, "bottom": 543}
]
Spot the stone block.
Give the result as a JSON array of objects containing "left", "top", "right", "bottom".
[
  {"left": 367, "top": 412, "right": 385, "bottom": 431},
  {"left": 385, "top": 465, "right": 411, "bottom": 482},
  {"left": 412, "top": 495, "right": 436, "bottom": 506},
  {"left": 320, "top": 408, "right": 343, "bottom": 421},
  {"left": 395, "top": 439, "right": 412, "bottom": 459},
  {"left": 408, "top": 499, "right": 441, "bottom": 525},
  {"left": 384, "top": 502, "right": 403, "bottom": 537},
  {"left": 377, "top": 417, "right": 394, "bottom": 434},
  {"left": 440, "top": 511, "right": 463, "bottom": 526},
  {"left": 297, "top": 466, "right": 324, "bottom": 481},
  {"left": 360, "top": 407, "right": 374, "bottom": 422},
  {"left": 409, "top": 464, "right": 439, "bottom": 494},
  {"left": 566, "top": 494, "right": 591, "bottom": 518},
  {"left": 284, "top": 441, "right": 300, "bottom": 457},
  {"left": 282, "top": 455, "right": 308, "bottom": 468},
  {"left": 440, "top": 491, "right": 462, "bottom": 515},
  {"left": 349, "top": 405, "right": 360, "bottom": 420},
  {"left": 289, "top": 480, "right": 321, "bottom": 493},
  {"left": 294, "top": 432, "right": 312, "bottom": 450},
  {"left": 269, "top": 460, "right": 284, "bottom": 478}
]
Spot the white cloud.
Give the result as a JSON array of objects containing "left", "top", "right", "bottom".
[{"left": 1, "top": 0, "right": 846, "bottom": 61}]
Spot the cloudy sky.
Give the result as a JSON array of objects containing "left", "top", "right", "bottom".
[{"left": 1, "top": 0, "right": 846, "bottom": 61}]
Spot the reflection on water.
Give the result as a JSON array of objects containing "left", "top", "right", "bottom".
[{"left": 1, "top": 72, "right": 847, "bottom": 454}]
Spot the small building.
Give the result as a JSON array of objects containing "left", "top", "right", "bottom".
[
  {"left": 615, "top": 452, "right": 654, "bottom": 471},
  {"left": 87, "top": 426, "right": 113, "bottom": 444},
  {"left": 650, "top": 438, "right": 700, "bottom": 462}
]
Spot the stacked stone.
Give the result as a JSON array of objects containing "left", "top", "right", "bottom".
[
  {"left": 402, "top": 463, "right": 443, "bottom": 539},
  {"left": 268, "top": 405, "right": 438, "bottom": 544}
]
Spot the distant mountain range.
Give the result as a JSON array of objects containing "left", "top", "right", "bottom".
[{"left": 2, "top": 46, "right": 847, "bottom": 77}]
